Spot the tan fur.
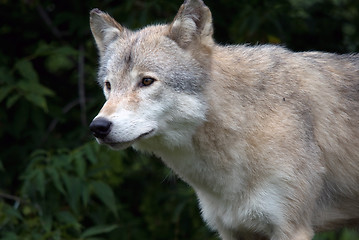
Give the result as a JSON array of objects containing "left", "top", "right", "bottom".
[
  {"left": 89, "top": 1, "right": 359, "bottom": 239},
  {"left": 98, "top": 99, "right": 117, "bottom": 116}
]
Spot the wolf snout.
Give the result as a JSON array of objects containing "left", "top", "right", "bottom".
[{"left": 89, "top": 117, "right": 112, "bottom": 139}]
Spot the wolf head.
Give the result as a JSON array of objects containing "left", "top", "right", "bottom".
[{"left": 89, "top": 0, "right": 213, "bottom": 151}]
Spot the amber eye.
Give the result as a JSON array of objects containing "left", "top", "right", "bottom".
[
  {"left": 104, "top": 81, "right": 111, "bottom": 91},
  {"left": 141, "top": 77, "right": 155, "bottom": 87}
]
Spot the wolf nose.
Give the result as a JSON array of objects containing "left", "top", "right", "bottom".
[{"left": 89, "top": 117, "right": 112, "bottom": 139}]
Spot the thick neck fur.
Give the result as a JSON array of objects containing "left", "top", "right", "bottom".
[{"left": 135, "top": 45, "right": 256, "bottom": 198}]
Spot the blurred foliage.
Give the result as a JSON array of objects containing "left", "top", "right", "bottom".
[{"left": 0, "top": 0, "right": 358, "bottom": 239}]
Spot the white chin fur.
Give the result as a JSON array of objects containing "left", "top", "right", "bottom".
[{"left": 97, "top": 128, "right": 156, "bottom": 150}]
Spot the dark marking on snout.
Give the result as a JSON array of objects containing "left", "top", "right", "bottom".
[{"left": 89, "top": 117, "right": 112, "bottom": 139}]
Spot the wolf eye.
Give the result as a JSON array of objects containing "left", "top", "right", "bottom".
[
  {"left": 104, "top": 81, "right": 111, "bottom": 91},
  {"left": 141, "top": 77, "right": 155, "bottom": 87}
]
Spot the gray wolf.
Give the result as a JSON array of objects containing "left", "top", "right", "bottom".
[{"left": 89, "top": 0, "right": 359, "bottom": 239}]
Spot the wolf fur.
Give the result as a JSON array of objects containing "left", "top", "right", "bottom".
[{"left": 89, "top": 0, "right": 359, "bottom": 239}]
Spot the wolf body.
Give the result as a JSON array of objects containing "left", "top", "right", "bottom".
[{"left": 89, "top": 0, "right": 359, "bottom": 239}]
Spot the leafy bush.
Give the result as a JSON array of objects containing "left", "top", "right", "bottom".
[{"left": 0, "top": 0, "right": 358, "bottom": 239}]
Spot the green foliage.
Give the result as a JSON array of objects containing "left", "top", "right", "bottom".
[{"left": 0, "top": 0, "right": 358, "bottom": 239}]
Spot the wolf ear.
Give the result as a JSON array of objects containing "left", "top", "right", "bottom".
[
  {"left": 90, "top": 9, "right": 127, "bottom": 56},
  {"left": 169, "top": 0, "right": 213, "bottom": 48}
]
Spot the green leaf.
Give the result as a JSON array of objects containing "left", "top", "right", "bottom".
[
  {"left": 1, "top": 232, "right": 19, "bottom": 240},
  {"left": 52, "top": 46, "right": 78, "bottom": 56},
  {"left": 46, "top": 54, "right": 74, "bottom": 73},
  {"left": 84, "top": 144, "right": 97, "bottom": 164},
  {"left": 0, "top": 86, "right": 14, "bottom": 103},
  {"left": 81, "top": 184, "right": 90, "bottom": 207},
  {"left": 46, "top": 167, "right": 65, "bottom": 195},
  {"left": 15, "top": 59, "right": 39, "bottom": 83},
  {"left": 6, "top": 94, "right": 20, "bottom": 108},
  {"left": 313, "top": 232, "right": 336, "bottom": 240},
  {"left": 92, "top": 181, "right": 117, "bottom": 216},
  {"left": 340, "top": 229, "right": 359, "bottom": 240},
  {"left": 3, "top": 203, "right": 23, "bottom": 220},
  {"left": 33, "top": 42, "right": 53, "bottom": 57},
  {"left": 44, "top": 46, "right": 78, "bottom": 73},
  {"left": 30, "top": 149, "right": 49, "bottom": 159},
  {"left": 172, "top": 201, "right": 186, "bottom": 222},
  {"left": 16, "top": 80, "right": 54, "bottom": 111},
  {"left": 41, "top": 213, "right": 52, "bottom": 233},
  {"left": 80, "top": 224, "right": 118, "bottom": 238},
  {"left": 0, "top": 67, "right": 14, "bottom": 84},
  {"left": 55, "top": 211, "right": 81, "bottom": 231},
  {"left": 62, "top": 175, "right": 82, "bottom": 213},
  {"left": 17, "top": 80, "right": 54, "bottom": 96},
  {"left": 24, "top": 93, "right": 48, "bottom": 111},
  {"left": 34, "top": 169, "right": 46, "bottom": 197},
  {"left": 74, "top": 153, "right": 86, "bottom": 179},
  {"left": 56, "top": 211, "right": 76, "bottom": 224}
]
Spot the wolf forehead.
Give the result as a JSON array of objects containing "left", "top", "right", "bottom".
[
  {"left": 97, "top": 26, "right": 167, "bottom": 82},
  {"left": 97, "top": 25, "right": 206, "bottom": 94}
]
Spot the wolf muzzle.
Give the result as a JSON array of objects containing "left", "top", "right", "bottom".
[{"left": 89, "top": 117, "right": 112, "bottom": 139}]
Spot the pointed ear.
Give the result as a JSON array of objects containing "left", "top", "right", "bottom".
[
  {"left": 90, "top": 9, "right": 127, "bottom": 56},
  {"left": 168, "top": 0, "right": 213, "bottom": 48}
]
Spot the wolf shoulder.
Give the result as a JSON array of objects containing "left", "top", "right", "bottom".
[
  {"left": 211, "top": 44, "right": 359, "bottom": 100},
  {"left": 214, "top": 43, "right": 359, "bottom": 73}
]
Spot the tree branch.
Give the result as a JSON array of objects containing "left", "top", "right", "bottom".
[
  {"left": 0, "top": 192, "right": 25, "bottom": 204},
  {"left": 36, "top": 4, "right": 63, "bottom": 39}
]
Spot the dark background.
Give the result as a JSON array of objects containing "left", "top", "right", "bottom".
[{"left": 0, "top": 0, "right": 358, "bottom": 239}]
